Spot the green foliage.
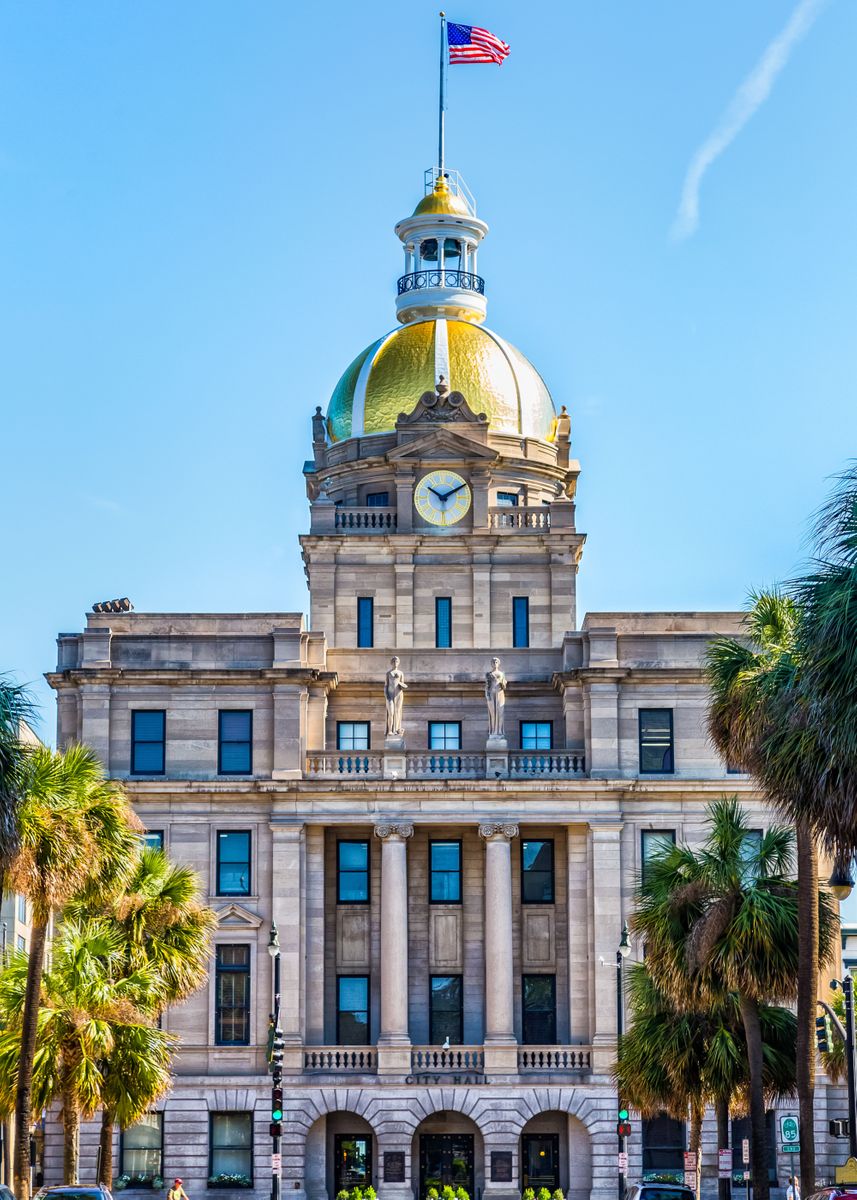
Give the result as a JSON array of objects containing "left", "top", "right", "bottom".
[
  {"left": 552, "top": 1189, "right": 565, "bottom": 1200},
  {"left": 207, "top": 1174, "right": 252, "bottom": 1188},
  {"left": 537, "top": 1189, "right": 552, "bottom": 1200},
  {"left": 522, "top": 1188, "right": 535, "bottom": 1200}
]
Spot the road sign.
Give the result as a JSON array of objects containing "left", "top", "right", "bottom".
[
  {"left": 684, "top": 1173, "right": 696, "bottom": 1189},
  {"left": 684, "top": 1152, "right": 698, "bottom": 1171},
  {"left": 618, "top": 1152, "right": 628, "bottom": 1171},
  {"left": 742, "top": 1139, "right": 750, "bottom": 1165},
  {"left": 271, "top": 1153, "right": 282, "bottom": 1173},
  {"left": 782, "top": 1146, "right": 801, "bottom": 1154},
  {"left": 719, "top": 1149, "right": 732, "bottom": 1179},
  {"left": 780, "top": 1115, "right": 800, "bottom": 1145},
  {"left": 743, "top": 1172, "right": 751, "bottom": 1182}
]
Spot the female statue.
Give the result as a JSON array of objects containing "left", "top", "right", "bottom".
[
  {"left": 384, "top": 656, "right": 408, "bottom": 737},
  {"left": 485, "top": 657, "right": 507, "bottom": 738}
]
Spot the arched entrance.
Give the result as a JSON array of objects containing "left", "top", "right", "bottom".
[
  {"left": 519, "top": 1112, "right": 591, "bottom": 1200},
  {"left": 305, "top": 1111, "right": 376, "bottom": 1200},
  {"left": 413, "top": 1111, "right": 484, "bottom": 1200}
]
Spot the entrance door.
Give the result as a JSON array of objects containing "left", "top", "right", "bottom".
[
  {"left": 420, "top": 1134, "right": 474, "bottom": 1196},
  {"left": 521, "top": 1134, "right": 560, "bottom": 1192},
  {"left": 334, "top": 1135, "right": 372, "bottom": 1193}
]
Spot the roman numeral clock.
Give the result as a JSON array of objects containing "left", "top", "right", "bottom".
[{"left": 414, "top": 469, "right": 472, "bottom": 527}]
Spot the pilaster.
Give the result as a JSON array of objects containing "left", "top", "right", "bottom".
[
  {"left": 394, "top": 558, "right": 415, "bottom": 647},
  {"left": 479, "top": 822, "right": 518, "bottom": 1076},
  {"left": 79, "top": 683, "right": 111, "bottom": 770},
  {"left": 589, "top": 821, "right": 623, "bottom": 1074},
  {"left": 272, "top": 683, "right": 308, "bottom": 779},
  {"left": 270, "top": 822, "right": 306, "bottom": 1072},
  {"left": 375, "top": 823, "right": 414, "bottom": 1074}
]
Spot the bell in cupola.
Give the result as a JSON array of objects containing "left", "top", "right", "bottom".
[{"left": 420, "top": 238, "right": 438, "bottom": 262}]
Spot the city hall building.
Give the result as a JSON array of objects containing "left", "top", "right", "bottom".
[{"left": 45, "top": 168, "right": 845, "bottom": 1199}]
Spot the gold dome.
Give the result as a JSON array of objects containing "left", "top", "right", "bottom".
[
  {"left": 412, "top": 175, "right": 471, "bottom": 217},
  {"left": 327, "top": 318, "right": 556, "bottom": 443}
]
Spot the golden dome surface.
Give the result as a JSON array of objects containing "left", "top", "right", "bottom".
[
  {"left": 327, "top": 317, "right": 556, "bottom": 443},
  {"left": 412, "top": 176, "right": 471, "bottom": 217}
]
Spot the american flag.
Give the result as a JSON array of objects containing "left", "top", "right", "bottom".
[{"left": 447, "top": 21, "right": 510, "bottom": 65}]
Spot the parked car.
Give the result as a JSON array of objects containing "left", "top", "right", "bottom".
[
  {"left": 34, "top": 1188, "right": 114, "bottom": 1200},
  {"left": 0, "top": 1184, "right": 16, "bottom": 1200},
  {"left": 626, "top": 1183, "right": 695, "bottom": 1200},
  {"left": 806, "top": 1190, "right": 857, "bottom": 1200}
]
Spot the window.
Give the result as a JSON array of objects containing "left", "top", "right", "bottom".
[
  {"left": 497, "top": 492, "right": 519, "bottom": 507},
  {"left": 120, "top": 1113, "right": 163, "bottom": 1185},
  {"left": 641, "top": 830, "right": 676, "bottom": 883},
  {"left": 365, "top": 491, "right": 389, "bottom": 507},
  {"left": 521, "top": 1134, "right": 560, "bottom": 1191},
  {"left": 337, "top": 722, "right": 370, "bottom": 751},
  {"left": 357, "top": 597, "right": 374, "bottom": 648},
  {"left": 639, "top": 709, "right": 674, "bottom": 774},
  {"left": 334, "top": 1135, "right": 372, "bottom": 1192},
  {"left": 17, "top": 894, "right": 26, "bottom": 923},
  {"left": 337, "top": 976, "right": 370, "bottom": 1044},
  {"left": 215, "top": 945, "right": 250, "bottom": 1046},
  {"left": 726, "top": 760, "right": 743, "bottom": 774},
  {"left": 209, "top": 1112, "right": 253, "bottom": 1185},
  {"left": 131, "top": 710, "right": 165, "bottom": 775},
  {"left": 521, "top": 840, "right": 554, "bottom": 903},
  {"left": 739, "top": 829, "right": 763, "bottom": 883},
  {"left": 642, "top": 1114, "right": 685, "bottom": 1182},
  {"left": 521, "top": 722, "right": 552, "bottom": 751},
  {"left": 217, "top": 831, "right": 251, "bottom": 896},
  {"left": 338, "top": 841, "right": 370, "bottom": 903},
  {"left": 512, "top": 597, "right": 530, "bottom": 648},
  {"left": 522, "top": 975, "right": 556, "bottom": 1044},
  {"left": 17, "top": 935, "right": 25, "bottom": 952},
  {"left": 435, "top": 597, "right": 452, "bottom": 648},
  {"left": 429, "top": 722, "right": 461, "bottom": 751},
  {"left": 430, "top": 975, "right": 463, "bottom": 1044},
  {"left": 430, "top": 840, "right": 462, "bottom": 903},
  {"left": 218, "top": 711, "right": 252, "bottom": 775},
  {"left": 142, "top": 830, "right": 164, "bottom": 851}
]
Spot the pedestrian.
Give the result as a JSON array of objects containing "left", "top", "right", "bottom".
[
  {"left": 787, "top": 1175, "right": 801, "bottom": 1200},
  {"left": 168, "top": 1179, "right": 190, "bottom": 1200}
]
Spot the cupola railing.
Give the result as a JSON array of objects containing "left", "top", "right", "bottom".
[{"left": 397, "top": 269, "right": 485, "bottom": 297}]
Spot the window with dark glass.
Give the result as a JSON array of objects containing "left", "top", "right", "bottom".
[
  {"left": 334, "top": 1135, "right": 372, "bottom": 1192},
  {"left": 497, "top": 492, "right": 519, "bottom": 507},
  {"left": 639, "top": 709, "right": 674, "bottom": 774},
  {"left": 337, "top": 722, "right": 371, "bottom": 751},
  {"left": 435, "top": 597, "right": 452, "bottom": 648},
  {"left": 739, "top": 829, "right": 763, "bottom": 883},
  {"left": 209, "top": 1112, "right": 253, "bottom": 1184},
  {"left": 120, "top": 1113, "right": 163, "bottom": 1185},
  {"left": 215, "top": 945, "right": 250, "bottom": 1046},
  {"left": 521, "top": 1134, "right": 560, "bottom": 1191},
  {"left": 337, "top": 976, "right": 370, "bottom": 1044},
  {"left": 131, "top": 711, "right": 165, "bottom": 775},
  {"left": 521, "top": 722, "right": 552, "bottom": 751},
  {"left": 338, "top": 841, "right": 369, "bottom": 903},
  {"left": 642, "top": 1114, "right": 685, "bottom": 1181},
  {"left": 142, "top": 830, "right": 164, "bottom": 851},
  {"left": 641, "top": 830, "right": 676, "bottom": 883},
  {"left": 357, "top": 597, "right": 374, "bottom": 648},
  {"left": 430, "top": 840, "right": 462, "bottom": 903},
  {"left": 365, "top": 491, "right": 389, "bottom": 507},
  {"left": 217, "top": 831, "right": 251, "bottom": 895},
  {"left": 521, "top": 840, "right": 554, "bottom": 903},
  {"left": 512, "top": 597, "right": 530, "bottom": 648},
  {"left": 429, "top": 722, "right": 461, "bottom": 751},
  {"left": 522, "top": 975, "right": 556, "bottom": 1044},
  {"left": 218, "top": 711, "right": 252, "bottom": 775},
  {"left": 430, "top": 975, "right": 463, "bottom": 1044}
]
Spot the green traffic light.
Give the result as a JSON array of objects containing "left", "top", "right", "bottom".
[
  {"left": 272, "top": 1106, "right": 284, "bottom": 1120},
  {"left": 619, "top": 1108, "right": 629, "bottom": 1121}
]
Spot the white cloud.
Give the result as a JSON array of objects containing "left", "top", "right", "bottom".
[{"left": 671, "top": 0, "right": 829, "bottom": 241}]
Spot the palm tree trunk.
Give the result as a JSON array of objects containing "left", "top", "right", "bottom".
[
  {"left": 98, "top": 1109, "right": 115, "bottom": 1186},
  {"left": 739, "top": 993, "right": 770, "bottom": 1200},
  {"left": 689, "top": 1102, "right": 704, "bottom": 1200},
  {"left": 716, "top": 1097, "right": 731, "bottom": 1200},
  {"left": 796, "top": 822, "right": 818, "bottom": 1193},
  {"left": 14, "top": 917, "right": 48, "bottom": 1200},
  {"left": 62, "top": 1095, "right": 80, "bottom": 1185}
]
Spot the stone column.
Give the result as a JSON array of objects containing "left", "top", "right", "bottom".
[
  {"left": 374, "top": 823, "right": 413, "bottom": 1074},
  {"left": 270, "top": 822, "right": 306, "bottom": 1072},
  {"left": 272, "top": 683, "right": 308, "bottom": 779},
  {"left": 479, "top": 822, "right": 519, "bottom": 1076},
  {"left": 589, "top": 822, "right": 623, "bottom": 1074}
]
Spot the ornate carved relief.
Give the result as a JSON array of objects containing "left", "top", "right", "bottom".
[
  {"left": 478, "top": 823, "right": 519, "bottom": 840},
  {"left": 374, "top": 823, "right": 415, "bottom": 840}
]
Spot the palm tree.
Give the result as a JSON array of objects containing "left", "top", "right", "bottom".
[
  {"left": 4, "top": 745, "right": 141, "bottom": 1200},
  {"left": 634, "top": 800, "right": 837, "bottom": 1200},
  {"left": 706, "top": 591, "right": 823, "bottom": 1188},
  {"left": 0, "top": 918, "right": 175, "bottom": 1183},
  {"left": 0, "top": 676, "right": 36, "bottom": 889}
]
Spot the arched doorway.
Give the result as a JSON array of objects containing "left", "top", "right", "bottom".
[
  {"left": 519, "top": 1112, "right": 591, "bottom": 1200},
  {"left": 413, "top": 1111, "right": 484, "bottom": 1200},
  {"left": 305, "top": 1111, "right": 376, "bottom": 1200}
]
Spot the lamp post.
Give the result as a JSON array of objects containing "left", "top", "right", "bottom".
[
  {"left": 617, "top": 923, "right": 632, "bottom": 1200},
  {"left": 831, "top": 974, "right": 857, "bottom": 1159},
  {"left": 268, "top": 924, "right": 283, "bottom": 1200}
]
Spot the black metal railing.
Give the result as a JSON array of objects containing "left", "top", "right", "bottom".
[{"left": 397, "top": 269, "right": 485, "bottom": 296}]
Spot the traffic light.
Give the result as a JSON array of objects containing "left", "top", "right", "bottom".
[
  {"left": 271, "top": 1086, "right": 284, "bottom": 1122},
  {"left": 617, "top": 1107, "right": 632, "bottom": 1138},
  {"left": 269, "top": 1122, "right": 282, "bottom": 1139},
  {"left": 816, "top": 1015, "right": 832, "bottom": 1054},
  {"left": 830, "top": 1119, "right": 851, "bottom": 1138}
]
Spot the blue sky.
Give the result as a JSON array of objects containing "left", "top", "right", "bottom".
[{"left": 2, "top": 0, "right": 856, "bottom": 737}]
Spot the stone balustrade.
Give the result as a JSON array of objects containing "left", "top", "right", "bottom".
[
  {"left": 333, "top": 506, "right": 397, "bottom": 531},
  {"left": 303, "top": 1046, "right": 377, "bottom": 1072},
  {"left": 410, "top": 1046, "right": 485, "bottom": 1073},
  {"left": 304, "top": 750, "right": 587, "bottom": 779},
  {"left": 488, "top": 505, "right": 552, "bottom": 530},
  {"left": 299, "top": 1044, "right": 592, "bottom": 1077},
  {"left": 509, "top": 752, "right": 586, "bottom": 777},
  {"left": 517, "top": 1045, "right": 592, "bottom": 1073}
]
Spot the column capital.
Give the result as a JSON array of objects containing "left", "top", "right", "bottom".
[
  {"left": 374, "top": 823, "right": 414, "bottom": 841},
  {"left": 479, "top": 822, "right": 519, "bottom": 841}
]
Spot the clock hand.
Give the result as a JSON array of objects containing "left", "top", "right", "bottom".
[
  {"left": 428, "top": 486, "right": 447, "bottom": 501},
  {"left": 441, "top": 483, "right": 467, "bottom": 500}
]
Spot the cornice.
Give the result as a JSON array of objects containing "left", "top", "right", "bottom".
[{"left": 45, "top": 668, "right": 339, "bottom": 690}]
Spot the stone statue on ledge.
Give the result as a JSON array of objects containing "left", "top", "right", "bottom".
[
  {"left": 485, "top": 657, "right": 507, "bottom": 740},
  {"left": 384, "top": 656, "right": 408, "bottom": 740}
]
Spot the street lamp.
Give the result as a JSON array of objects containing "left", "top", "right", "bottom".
[
  {"left": 268, "top": 924, "right": 283, "bottom": 1200},
  {"left": 617, "top": 923, "right": 632, "bottom": 1200},
  {"left": 831, "top": 975, "right": 857, "bottom": 1159},
  {"left": 829, "top": 859, "right": 855, "bottom": 902}
]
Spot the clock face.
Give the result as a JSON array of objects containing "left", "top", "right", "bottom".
[{"left": 414, "top": 469, "right": 472, "bottom": 527}]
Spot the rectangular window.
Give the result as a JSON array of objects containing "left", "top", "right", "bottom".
[
  {"left": 17, "top": 935, "right": 25, "bottom": 952},
  {"left": 120, "top": 1113, "right": 163, "bottom": 1185},
  {"left": 639, "top": 709, "right": 675, "bottom": 774},
  {"left": 334, "top": 1135, "right": 372, "bottom": 1192},
  {"left": 497, "top": 491, "right": 519, "bottom": 507},
  {"left": 429, "top": 974, "right": 463, "bottom": 1045},
  {"left": 357, "top": 597, "right": 374, "bottom": 648},
  {"left": 642, "top": 1114, "right": 686, "bottom": 1182},
  {"left": 739, "top": 829, "right": 763, "bottom": 883},
  {"left": 209, "top": 1112, "right": 253, "bottom": 1185},
  {"left": 512, "top": 597, "right": 530, "bottom": 648},
  {"left": 641, "top": 830, "right": 676, "bottom": 883},
  {"left": 215, "top": 945, "right": 250, "bottom": 1046},
  {"left": 435, "top": 597, "right": 452, "bottom": 648},
  {"left": 131, "top": 710, "right": 165, "bottom": 775},
  {"left": 428, "top": 722, "right": 461, "bottom": 751},
  {"left": 522, "top": 974, "right": 556, "bottom": 1044},
  {"left": 142, "top": 830, "right": 164, "bottom": 851},
  {"left": 430, "top": 840, "right": 462, "bottom": 903},
  {"left": 337, "top": 722, "right": 371, "bottom": 751},
  {"left": 17, "top": 894, "right": 26, "bottom": 923},
  {"left": 338, "top": 841, "right": 370, "bottom": 903},
  {"left": 521, "top": 839, "right": 555, "bottom": 903},
  {"left": 337, "top": 976, "right": 370, "bottom": 1044},
  {"left": 521, "top": 722, "right": 552, "bottom": 751},
  {"left": 217, "top": 831, "right": 251, "bottom": 896},
  {"left": 365, "top": 491, "right": 389, "bottom": 507},
  {"left": 218, "top": 711, "right": 252, "bottom": 775}
]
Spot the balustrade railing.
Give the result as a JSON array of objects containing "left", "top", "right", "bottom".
[
  {"left": 489, "top": 506, "right": 551, "bottom": 530},
  {"left": 406, "top": 752, "right": 484, "bottom": 778},
  {"left": 303, "top": 1047, "right": 377, "bottom": 1072},
  {"left": 305, "top": 750, "right": 587, "bottom": 780},
  {"left": 509, "top": 752, "right": 586, "bottom": 778},
  {"left": 304, "top": 752, "right": 384, "bottom": 778},
  {"left": 517, "top": 1046, "right": 591, "bottom": 1072},
  {"left": 397, "top": 269, "right": 485, "bottom": 296},
  {"left": 410, "top": 1046, "right": 485, "bottom": 1072},
  {"left": 334, "top": 507, "right": 397, "bottom": 531}
]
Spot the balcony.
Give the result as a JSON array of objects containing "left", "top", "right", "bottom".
[
  {"left": 297, "top": 1044, "right": 592, "bottom": 1080},
  {"left": 334, "top": 506, "right": 397, "bottom": 532},
  {"left": 397, "top": 268, "right": 485, "bottom": 296},
  {"left": 518, "top": 1046, "right": 591, "bottom": 1073},
  {"left": 489, "top": 506, "right": 551, "bottom": 531},
  {"left": 411, "top": 1046, "right": 485, "bottom": 1073},
  {"left": 303, "top": 1046, "right": 377, "bottom": 1073},
  {"left": 304, "top": 750, "right": 586, "bottom": 780}
]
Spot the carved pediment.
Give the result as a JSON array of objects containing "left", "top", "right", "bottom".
[
  {"left": 397, "top": 376, "right": 488, "bottom": 429},
  {"left": 216, "top": 902, "right": 264, "bottom": 929},
  {"left": 386, "top": 426, "right": 499, "bottom": 463}
]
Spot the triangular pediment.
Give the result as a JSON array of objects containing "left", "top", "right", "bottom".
[
  {"left": 387, "top": 428, "right": 498, "bottom": 463},
  {"left": 216, "top": 902, "right": 264, "bottom": 929}
]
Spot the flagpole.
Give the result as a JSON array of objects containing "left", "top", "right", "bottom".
[{"left": 438, "top": 11, "right": 446, "bottom": 175}]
